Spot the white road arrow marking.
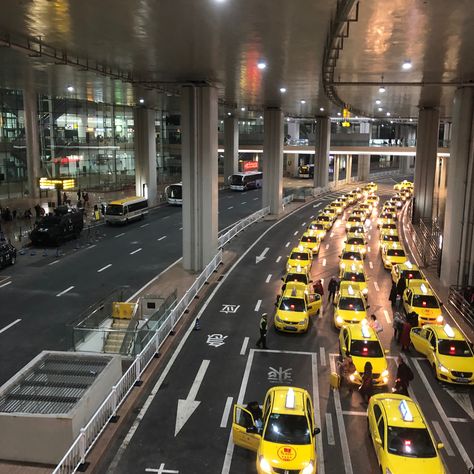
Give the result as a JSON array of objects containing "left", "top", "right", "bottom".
[
  {"left": 175, "top": 359, "right": 210, "bottom": 436},
  {"left": 256, "top": 247, "right": 270, "bottom": 264},
  {"left": 313, "top": 203, "right": 321, "bottom": 208},
  {"left": 444, "top": 388, "right": 474, "bottom": 419}
]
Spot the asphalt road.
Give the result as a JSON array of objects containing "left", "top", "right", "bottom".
[
  {"left": 0, "top": 188, "right": 265, "bottom": 385},
  {"left": 106, "top": 177, "right": 474, "bottom": 474}
]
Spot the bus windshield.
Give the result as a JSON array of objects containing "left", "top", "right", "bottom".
[
  {"left": 230, "top": 175, "right": 244, "bottom": 186},
  {"left": 106, "top": 205, "right": 124, "bottom": 216},
  {"left": 167, "top": 185, "right": 182, "bottom": 199}
]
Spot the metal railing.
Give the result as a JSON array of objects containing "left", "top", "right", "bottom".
[{"left": 448, "top": 286, "right": 474, "bottom": 328}]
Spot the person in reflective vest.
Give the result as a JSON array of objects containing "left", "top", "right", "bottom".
[{"left": 256, "top": 313, "right": 268, "bottom": 349}]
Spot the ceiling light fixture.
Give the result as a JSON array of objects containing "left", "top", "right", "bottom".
[
  {"left": 300, "top": 100, "right": 306, "bottom": 104},
  {"left": 241, "top": 107, "right": 245, "bottom": 111},
  {"left": 375, "top": 99, "right": 381, "bottom": 105},
  {"left": 379, "top": 86, "right": 386, "bottom": 93},
  {"left": 337, "top": 112, "right": 341, "bottom": 116},
  {"left": 402, "top": 60, "right": 412, "bottom": 70},
  {"left": 409, "top": 118, "right": 413, "bottom": 122},
  {"left": 390, "top": 120, "right": 394, "bottom": 124},
  {"left": 257, "top": 61, "right": 267, "bottom": 70},
  {"left": 259, "top": 115, "right": 263, "bottom": 119},
  {"left": 320, "top": 107, "right": 324, "bottom": 111},
  {"left": 378, "top": 107, "right": 383, "bottom": 112},
  {"left": 386, "top": 112, "right": 391, "bottom": 116},
  {"left": 227, "top": 112, "right": 232, "bottom": 116},
  {"left": 67, "top": 85, "right": 74, "bottom": 92},
  {"left": 280, "top": 87, "right": 287, "bottom": 93},
  {"left": 139, "top": 98, "right": 145, "bottom": 104},
  {"left": 286, "top": 117, "right": 290, "bottom": 122}
]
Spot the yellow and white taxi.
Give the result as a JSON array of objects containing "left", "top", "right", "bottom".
[
  {"left": 286, "top": 246, "right": 313, "bottom": 273},
  {"left": 334, "top": 282, "right": 369, "bottom": 328},
  {"left": 232, "top": 386, "right": 320, "bottom": 474},
  {"left": 410, "top": 324, "right": 474, "bottom": 385},
  {"left": 340, "top": 263, "right": 369, "bottom": 297},
  {"left": 403, "top": 280, "right": 444, "bottom": 326},
  {"left": 380, "top": 230, "right": 400, "bottom": 249},
  {"left": 366, "top": 194, "right": 379, "bottom": 209},
  {"left": 315, "top": 213, "right": 333, "bottom": 231},
  {"left": 344, "top": 233, "right": 367, "bottom": 257},
  {"left": 377, "top": 212, "right": 396, "bottom": 228},
  {"left": 358, "top": 203, "right": 373, "bottom": 218},
  {"left": 339, "top": 249, "right": 364, "bottom": 274},
  {"left": 275, "top": 283, "right": 321, "bottom": 333},
  {"left": 345, "top": 215, "right": 365, "bottom": 231},
  {"left": 367, "top": 394, "right": 445, "bottom": 474},
  {"left": 327, "top": 201, "right": 343, "bottom": 216},
  {"left": 364, "top": 182, "right": 378, "bottom": 193},
  {"left": 299, "top": 231, "right": 321, "bottom": 255},
  {"left": 394, "top": 180, "right": 413, "bottom": 192},
  {"left": 350, "top": 208, "right": 367, "bottom": 220},
  {"left": 307, "top": 221, "right": 327, "bottom": 240},
  {"left": 281, "top": 266, "right": 313, "bottom": 293},
  {"left": 382, "top": 203, "right": 398, "bottom": 215},
  {"left": 347, "top": 224, "right": 366, "bottom": 236},
  {"left": 339, "top": 322, "right": 389, "bottom": 386},
  {"left": 391, "top": 261, "right": 423, "bottom": 286},
  {"left": 381, "top": 242, "right": 407, "bottom": 269},
  {"left": 380, "top": 222, "right": 398, "bottom": 237},
  {"left": 346, "top": 191, "right": 358, "bottom": 205}
]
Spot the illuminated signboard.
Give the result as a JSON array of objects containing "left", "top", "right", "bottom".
[
  {"left": 39, "top": 178, "right": 76, "bottom": 190},
  {"left": 243, "top": 161, "right": 259, "bottom": 172}
]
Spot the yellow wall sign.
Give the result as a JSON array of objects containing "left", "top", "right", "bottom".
[
  {"left": 342, "top": 120, "right": 351, "bottom": 127},
  {"left": 39, "top": 178, "right": 76, "bottom": 190}
]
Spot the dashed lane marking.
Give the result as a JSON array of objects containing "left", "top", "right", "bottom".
[
  {"left": 241, "top": 201, "right": 247, "bottom": 205},
  {"left": 325, "top": 244, "right": 329, "bottom": 250},
  {"left": 0, "top": 319, "right": 21, "bottom": 334},
  {"left": 157, "top": 236, "right": 167, "bottom": 241},
  {"left": 85, "top": 244, "right": 97, "bottom": 250},
  {"left": 322, "top": 259, "right": 327, "bottom": 266},
  {"left": 130, "top": 248, "right": 142, "bottom": 255},
  {"left": 179, "top": 227, "right": 183, "bottom": 231},
  {"left": 227, "top": 206, "right": 234, "bottom": 210},
  {"left": 140, "top": 223, "right": 150, "bottom": 228},
  {"left": 254, "top": 300, "right": 262, "bottom": 312},
  {"left": 342, "top": 411, "right": 366, "bottom": 416},
  {"left": 253, "top": 197, "right": 259, "bottom": 201},
  {"left": 369, "top": 261, "right": 373, "bottom": 269},
  {"left": 56, "top": 286, "right": 74, "bottom": 297},
  {"left": 383, "top": 309, "right": 391, "bottom": 323},
  {"left": 367, "top": 246, "right": 371, "bottom": 252},
  {"left": 302, "top": 222, "right": 306, "bottom": 227},
  {"left": 448, "top": 417, "right": 470, "bottom": 423},
  {"left": 325, "top": 413, "right": 336, "bottom": 446},
  {"left": 114, "top": 232, "right": 125, "bottom": 238},
  {"left": 373, "top": 281, "right": 380, "bottom": 292},
  {"left": 48, "top": 260, "right": 60, "bottom": 266},
  {"left": 294, "top": 231, "right": 299, "bottom": 236},
  {"left": 97, "top": 263, "right": 112, "bottom": 273},
  {"left": 220, "top": 397, "right": 234, "bottom": 429},
  {"left": 285, "top": 242, "right": 290, "bottom": 247},
  {"left": 163, "top": 215, "right": 170, "bottom": 219},
  {"left": 265, "top": 274, "right": 272, "bottom": 283},
  {"left": 330, "top": 232, "right": 334, "bottom": 237},
  {"left": 319, "top": 347, "right": 327, "bottom": 366},
  {"left": 310, "top": 215, "right": 314, "bottom": 219},
  {"left": 240, "top": 337, "right": 249, "bottom": 356},
  {"left": 276, "top": 256, "right": 282, "bottom": 263},
  {"left": 0, "top": 281, "right": 12, "bottom": 289}
]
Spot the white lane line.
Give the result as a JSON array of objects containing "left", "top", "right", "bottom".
[
  {"left": 114, "top": 232, "right": 125, "bottom": 238},
  {"left": 448, "top": 417, "right": 470, "bottom": 423},
  {"left": 369, "top": 261, "right": 373, "bottom": 269},
  {"left": 97, "top": 263, "right": 112, "bottom": 273},
  {"left": 145, "top": 466, "right": 178, "bottom": 474},
  {"left": 240, "top": 337, "right": 249, "bottom": 356},
  {"left": 432, "top": 421, "right": 455, "bottom": 456},
  {"left": 265, "top": 274, "right": 272, "bottom": 283},
  {"left": 319, "top": 347, "right": 327, "bottom": 366},
  {"left": 163, "top": 215, "right": 170, "bottom": 219},
  {"left": 412, "top": 359, "right": 473, "bottom": 468},
  {"left": 312, "top": 353, "right": 325, "bottom": 474},
  {"left": 253, "top": 197, "right": 259, "bottom": 201},
  {"left": 157, "top": 236, "right": 167, "bottom": 241},
  {"left": 48, "top": 259, "right": 60, "bottom": 266},
  {"left": 0, "top": 319, "right": 21, "bottom": 334},
  {"left": 241, "top": 201, "right": 247, "bottom": 205},
  {"left": 342, "top": 411, "right": 366, "bottom": 416},
  {"left": 222, "top": 350, "right": 255, "bottom": 474},
  {"left": 330, "top": 232, "right": 334, "bottom": 237},
  {"left": 285, "top": 242, "right": 290, "bottom": 247},
  {"left": 383, "top": 309, "right": 391, "bottom": 323},
  {"left": 179, "top": 227, "right": 183, "bottom": 231},
  {"left": 130, "top": 248, "right": 142, "bottom": 255},
  {"left": 368, "top": 235, "right": 371, "bottom": 240},
  {"left": 302, "top": 222, "right": 307, "bottom": 227},
  {"left": 85, "top": 244, "right": 97, "bottom": 250},
  {"left": 276, "top": 256, "right": 282, "bottom": 263},
  {"left": 313, "top": 203, "right": 321, "bottom": 208},
  {"left": 56, "top": 286, "right": 75, "bottom": 297},
  {"left": 329, "top": 354, "right": 353, "bottom": 474},
  {"left": 325, "top": 244, "right": 329, "bottom": 250},
  {"left": 373, "top": 281, "right": 380, "bottom": 292},
  {"left": 367, "top": 246, "right": 371, "bottom": 252},
  {"left": 220, "top": 397, "right": 234, "bottom": 428},
  {"left": 227, "top": 206, "right": 234, "bottom": 210},
  {"left": 140, "top": 223, "right": 150, "bottom": 228},
  {"left": 254, "top": 300, "right": 262, "bottom": 312},
  {"left": 0, "top": 281, "right": 12, "bottom": 289},
  {"left": 294, "top": 231, "right": 299, "bottom": 236},
  {"left": 325, "top": 413, "right": 336, "bottom": 446},
  {"left": 322, "top": 258, "right": 327, "bottom": 266},
  {"left": 310, "top": 215, "right": 315, "bottom": 219}
]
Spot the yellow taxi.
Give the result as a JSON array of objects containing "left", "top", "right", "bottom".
[
  {"left": 381, "top": 242, "right": 407, "bottom": 269},
  {"left": 346, "top": 191, "right": 358, "bottom": 205},
  {"left": 345, "top": 215, "right": 365, "bottom": 231},
  {"left": 315, "top": 213, "right": 333, "bottom": 231},
  {"left": 340, "top": 263, "right": 369, "bottom": 297},
  {"left": 394, "top": 180, "right": 413, "bottom": 192},
  {"left": 367, "top": 394, "right": 445, "bottom": 474},
  {"left": 358, "top": 203, "right": 373, "bottom": 217},
  {"left": 334, "top": 282, "right": 369, "bottom": 328},
  {"left": 403, "top": 280, "right": 444, "bottom": 326},
  {"left": 344, "top": 233, "right": 367, "bottom": 257},
  {"left": 347, "top": 224, "right": 366, "bottom": 236},
  {"left": 327, "top": 201, "right": 343, "bottom": 216},
  {"left": 364, "top": 182, "right": 378, "bottom": 193},
  {"left": 339, "top": 249, "right": 364, "bottom": 274},
  {"left": 389, "top": 195, "right": 403, "bottom": 209},
  {"left": 335, "top": 197, "right": 348, "bottom": 209},
  {"left": 274, "top": 283, "right": 321, "bottom": 333},
  {"left": 410, "top": 324, "right": 474, "bottom": 385},
  {"left": 232, "top": 386, "right": 320, "bottom": 474},
  {"left": 382, "top": 203, "right": 398, "bottom": 215},
  {"left": 281, "top": 266, "right": 313, "bottom": 293},
  {"left": 380, "top": 222, "right": 398, "bottom": 237},
  {"left": 339, "top": 322, "right": 389, "bottom": 386},
  {"left": 307, "top": 221, "right": 327, "bottom": 240},
  {"left": 299, "top": 231, "right": 321, "bottom": 255},
  {"left": 377, "top": 212, "right": 396, "bottom": 228},
  {"left": 391, "top": 261, "right": 423, "bottom": 286},
  {"left": 286, "top": 246, "right": 312, "bottom": 273},
  {"left": 366, "top": 195, "right": 379, "bottom": 209},
  {"left": 350, "top": 208, "right": 367, "bottom": 220},
  {"left": 379, "top": 230, "right": 400, "bottom": 249}
]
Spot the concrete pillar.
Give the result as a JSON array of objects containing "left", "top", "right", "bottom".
[
  {"left": 441, "top": 88, "right": 474, "bottom": 286},
  {"left": 314, "top": 117, "right": 330, "bottom": 188},
  {"left": 413, "top": 107, "right": 439, "bottom": 223},
  {"left": 288, "top": 121, "right": 299, "bottom": 142},
  {"left": 23, "top": 89, "right": 41, "bottom": 199},
  {"left": 286, "top": 154, "right": 299, "bottom": 178},
  {"left": 263, "top": 108, "right": 283, "bottom": 215},
  {"left": 399, "top": 155, "right": 410, "bottom": 174},
  {"left": 443, "top": 122, "right": 451, "bottom": 146},
  {"left": 357, "top": 154, "right": 370, "bottom": 181},
  {"left": 134, "top": 108, "right": 157, "bottom": 204},
  {"left": 223, "top": 116, "right": 238, "bottom": 183},
  {"left": 181, "top": 85, "right": 218, "bottom": 271},
  {"left": 334, "top": 156, "right": 340, "bottom": 184},
  {"left": 346, "top": 155, "right": 352, "bottom": 183}
]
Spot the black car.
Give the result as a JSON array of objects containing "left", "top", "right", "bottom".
[
  {"left": 30, "top": 206, "right": 84, "bottom": 246},
  {"left": 0, "top": 242, "right": 16, "bottom": 268}
]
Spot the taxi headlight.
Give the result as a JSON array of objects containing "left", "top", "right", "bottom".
[
  {"left": 341, "top": 263, "right": 346, "bottom": 269},
  {"left": 299, "top": 319, "right": 308, "bottom": 325},
  {"left": 436, "top": 314, "right": 444, "bottom": 323},
  {"left": 381, "top": 370, "right": 389, "bottom": 378},
  {"left": 258, "top": 456, "right": 272, "bottom": 474},
  {"left": 336, "top": 315, "right": 344, "bottom": 324},
  {"left": 275, "top": 315, "right": 283, "bottom": 323},
  {"left": 362, "top": 288, "right": 369, "bottom": 295},
  {"left": 301, "top": 461, "right": 315, "bottom": 474},
  {"left": 438, "top": 363, "right": 449, "bottom": 374}
]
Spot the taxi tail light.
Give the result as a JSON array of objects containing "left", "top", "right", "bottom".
[
  {"left": 449, "top": 346, "right": 456, "bottom": 355},
  {"left": 290, "top": 304, "right": 295, "bottom": 310},
  {"left": 422, "top": 301, "right": 427, "bottom": 307},
  {"left": 362, "top": 347, "right": 368, "bottom": 354}
]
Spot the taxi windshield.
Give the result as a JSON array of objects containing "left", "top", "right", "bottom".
[
  {"left": 309, "top": 223, "right": 324, "bottom": 230},
  {"left": 318, "top": 215, "right": 330, "bottom": 222},
  {"left": 279, "top": 297, "right": 306, "bottom": 312},
  {"left": 290, "top": 252, "right": 310, "bottom": 261},
  {"left": 350, "top": 340, "right": 383, "bottom": 357},
  {"left": 387, "top": 249, "right": 406, "bottom": 257},
  {"left": 348, "top": 217, "right": 362, "bottom": 223},
  {"left": 437, "top": 340, "right": 473, "bottom": 357},
  {"left": 342, "top": 272, "right": 365, "bottom": 282},
  {"left": 285, "top": 274, "right": 308, "bottom": 285},
  {"left": 348, "top": 226, "right": 365, "bottom": 234},
  {"left": 302, "top": 236, "right": 318, "bottom": 243},
  {"left": 341, "top": 252, "right": 363, "bottom": 261},
  {"left": 382, "top": 235, "right": 400, "bottom": 242},
  {"left": 347, "top": 238, "right": 364, "bottom": 245},
  {"left": 382, "top": 224, "right": 397, "bottom": 230},
  {"left": 412, "top": 295, "right": 439, "bottom": 308},
  {"left": 264, "top": 414, "right": 311, "bottom": 445},
  {"left": 339, "top": 297, "right": 365, "bottom": 311},
  {"left": 387, "top": 426, "right": 436, "bottom": 458},
  {"left": 401, "top": 270, "right": 422, "bottom": 280}
]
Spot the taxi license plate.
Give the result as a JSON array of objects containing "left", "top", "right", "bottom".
[
  {"left": 455, "top": 378, "right": 470, "bottom": 383},
  {"left": 285, "top": 326, "right": 298, "bottom": 331}
]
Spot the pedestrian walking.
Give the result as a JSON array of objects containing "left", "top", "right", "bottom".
[
  {"left": 313, "top": 279, "right": 324, "bottom": 297},
  {"left": 256, "top": 313, "right": 268, "bottom": 349},
  {"left": 394, "top": 356, "right": 414, "bottom": 396},
  {"left": 400, "top": 321, "right": 412, "bottom": 352},
  {"left": 338, "top": 355, "right": 356, "bottom": 392},
  {"left": 77, "top": 188, "right": 81, "bottom": 202},
  {"left": 328, "top": 276, "right": 338, "bottom": 303},
  {"left": 389, "top": 282, "right": 398, "bottom": 307},
  {"left": 359, "top": 361, "right": 374, "bottom": 404},
  {"left": 406, "top": 310, "right": 418, "bottom": 327},
  {"left": 396, "top": 276, "right": 407, "bottom": 298},
  {"left": 63, "top": 192, "right": 68, "bottom": 205},
  {"left": 392, "top": 311, "right": 405, "bottom": 343},
  {"left": 369, "top": 314, "right": 383, "bottom": 333}
]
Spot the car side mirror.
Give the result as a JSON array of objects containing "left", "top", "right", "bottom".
[
  {"left": 374, "top": 436, "right": 382, "bottom": 445},
  {"left": 313, "top": 428, "right": 321, "bottom": 436},
  {"left": 246, "top": 426, "right": 259, "bottom": 434},
  {"left": 439, "top": 302, "right": 443, "bottom": 306},
  {"left": 437, "top": 442, "right": 444, "bottom": 450}
]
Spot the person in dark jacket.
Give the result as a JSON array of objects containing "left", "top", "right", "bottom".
[
  {"left": 396, "top": 276, "right": 407, "bottom": 298},
  {"left": 256, "top": 313, "right": 268, "bottom": 349},
  {"left": 389, "top": 282, "right": 398, "bottom": 307},
  {"left": 400, "top": 321, "right": 412, "bottom": 352},
  {"left": 394, "top": 356, "right": 414, "bottom": 396},
  {"left": 359, "top": 361, "right": 374, "bottom": 403},
  {"left": 313, "top": 279, "right": 324, "bottom": 297},
  {"left": 328, "top": 277, "right": 338, "bottom": 302}
]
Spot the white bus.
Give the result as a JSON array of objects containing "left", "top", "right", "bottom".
[
  {"left": 105, "top": 196, "right": 148, "bottom": 224},
  {"left": 165, "top": 182, "right": 183, "bottom": 205},
  {"left": 229, "top": 171, "right": 263, "bottom": 191}
]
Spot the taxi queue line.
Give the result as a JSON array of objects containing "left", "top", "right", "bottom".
[{"left": 230, "top": 180, "right": 473, "bottom": 474}]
